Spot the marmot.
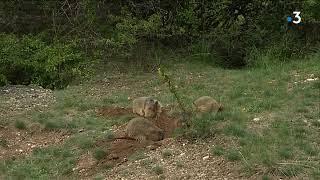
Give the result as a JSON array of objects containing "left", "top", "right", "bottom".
[
  {"left": 193, "top": 96, "right": 223, "bottom": 113},
  {"left": 132, "top": 97, "right": 162, "bottom": 118},
  {"left": 123, "top": 117, "right": 164, "bottom": 142}
]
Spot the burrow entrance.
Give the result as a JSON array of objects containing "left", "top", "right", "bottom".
[{"left": 81, "top": 106, "right": 182, "bottom": 176}]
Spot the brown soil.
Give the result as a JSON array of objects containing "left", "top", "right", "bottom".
[
  {"left": 97, "top": 106, "right": 181, "bottom": 138},
  {"left": 74, "top": 107, "right": 183, "bottom": 178},
  {"left": 104, "top": 138, "right": 244, "bottom": 180},
  {"left": 0, "top": 85, "right": 70, "bottom": 161}
]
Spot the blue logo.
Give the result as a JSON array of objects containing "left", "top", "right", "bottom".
[{"left": 287, "top": 16, "right": 292, "bottom": 23}]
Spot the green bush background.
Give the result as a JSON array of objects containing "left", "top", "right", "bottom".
[
  {"left": 0, "top": 0, "right": 319, "bottom": 88},
  {"left": 0, "top": 34, "right": 84, "bottom": 89}
]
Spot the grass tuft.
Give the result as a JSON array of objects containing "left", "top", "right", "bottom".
[
  {"left": 152, "top": 165, "right": 164, "bottom": 175},
  {"left": 93, "top": 148, "right": 107, "bottom": 160},
  {"left": 211, "top": 145, "right": 225, "bottom": 156},
  {"left": 162, "top": 149, "right": 173, "bottom": 159},
  {"left": 14, "top": 120, "right": 27, "bottom": 130},
  {"left": 128, "top": 151, "right": 147, "bottom": 161},
  {"left": 0, "top": 138, "right": 8, "bottom": 148},
  {"left": 225, "top": 149, "right": 241, "bottom": 161}
]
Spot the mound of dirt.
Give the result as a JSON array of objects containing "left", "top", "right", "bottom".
[
  {"left": 75, "top": 138, "right": 163, "bottom": 178},
  {"left": 97, "top": 107, "right": 182, "bottom": 139},
  {"left": 87, "top": 107, "right": 183, "bottom": 178}
]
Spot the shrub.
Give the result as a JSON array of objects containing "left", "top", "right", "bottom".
[
  {"left": 0, "top": 34, "right": 85, "bottom": 89},
  {"left": 0, "top": 74, "right": 8, "bottom": 86}
]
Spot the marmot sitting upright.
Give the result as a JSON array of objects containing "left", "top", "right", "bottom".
[{"left": 132, "top": 97, "right": 162, "bottom": 118}]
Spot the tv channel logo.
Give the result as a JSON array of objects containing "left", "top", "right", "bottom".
[{"left": 287, "top": 11, "right": 302, "bottom": 24}]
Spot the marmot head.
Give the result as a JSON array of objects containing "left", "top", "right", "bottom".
[{"left": 144, "top": 100, "right": 160, "bottom": 118}]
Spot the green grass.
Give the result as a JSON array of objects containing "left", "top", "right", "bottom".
[
  {"left": 225, "top": 149, "right": 241, "bottom": 161},
  {"left": 211, "top": 145, "right": 225, "bottom": 156},
  {"left": 71, "top": 134, "right": 96, "bottom": 150},
  {"left": 0, "top": 146, "right": 78, "bottom": 179},
  {"left": 1, "top": 51, "right": 319, "bottom": 179},
  {"left": 93, "top": 148, "right": 108, "bottom": 160},
  {"left": 162, "top": 149, "right": 173, "bottom": 159},
  {"left": 262, "top": 175, "right": 270, "bottom": 180},
  {"left": 128, "top": 150, "right": 147, "bottom": 161},
  {"left": 14, "top": 120, "right": 27, "bottom": 130},
  {"left": 152, "top": 165, "right": 164, "bottom": 175}
]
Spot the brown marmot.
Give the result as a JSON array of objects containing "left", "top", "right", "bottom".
[
  {"left": 123, "top": 117, "right": 164, "bottom": 142},
  {"left": 132, "top": 97, "right": 162, "bottom": 118},
  {"left": 193, "top": 96, "right": 223, "bottom": 113}
]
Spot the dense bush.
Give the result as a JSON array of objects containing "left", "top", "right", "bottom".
[
  {"left": 0, "top": 0, "right": 319, "bottom": 70},
  {"left": 0, "top": 34, "right": 85, "bottom": 89}
]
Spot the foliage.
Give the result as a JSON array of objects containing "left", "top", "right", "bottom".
[
  {"left": 0, "top": 0, "right": 319, "bottom": 70},
  {"left": 0, "top": 34, "right": 85, "bottom": 89}
]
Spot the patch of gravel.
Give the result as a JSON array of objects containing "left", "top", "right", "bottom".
[
  {"left": 103, "top": 138, "right": 245, "bottom": 180},
  {"left": 0, "top": 85, "right": 55, "bottom": 117}
]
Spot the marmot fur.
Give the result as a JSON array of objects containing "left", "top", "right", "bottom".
[
  {"left": 132, "top": 97, "right": 162, "bottom": 118},
  {"left": 123, "top": 117, "right": 164, "bottom": 142},
  {"left": 193, "top": 96, "right": 223, "bottom": 113}
]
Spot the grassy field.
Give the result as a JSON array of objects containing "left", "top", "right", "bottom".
[{"left": 0, "top": 52, "right": 319, "bottom": 179}]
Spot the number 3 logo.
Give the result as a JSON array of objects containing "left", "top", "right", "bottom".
[{"left": 293, "top": 11, "right": 301, "bottom": 24}]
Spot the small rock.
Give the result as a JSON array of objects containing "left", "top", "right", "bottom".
[
  {"left": 31, "top": 145, "right": 37, "bottom": 148},
  {"left": 19, "top": 149, "right": 23, "bottom": 152},
  {"left": 253, "top": 117, "right": 260, "bottom": 122},
  {"left": 179, "top": 153, "right": 186, "bottom": 157},
  {"left": 203, "top": 155, "right": 210, "bottom": 160}
]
